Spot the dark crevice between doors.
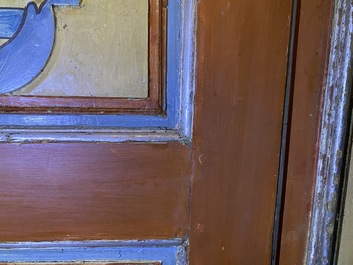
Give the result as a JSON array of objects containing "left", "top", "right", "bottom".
[{"left": 271, "top": 0, "right": 301, "bottom": 264}]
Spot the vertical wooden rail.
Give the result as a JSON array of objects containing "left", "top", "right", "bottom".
[{"left": 189, "top": 0, "right": 292, "bottom": 263}]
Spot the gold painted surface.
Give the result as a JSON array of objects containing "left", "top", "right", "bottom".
[{"left": 14, "top": 0, "right": 149, "bottom": 98}]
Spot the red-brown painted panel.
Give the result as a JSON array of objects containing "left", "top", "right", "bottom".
[{"left": 0, "top": 143, "right": 190, "bottom": 241}]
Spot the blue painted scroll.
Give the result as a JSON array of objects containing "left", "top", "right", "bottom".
[
  {"left": 0, "top": 9, "right": 23, "bottom": 39},
  {"left": 0, "top": 0, "right": 80, "bottom": 94}
]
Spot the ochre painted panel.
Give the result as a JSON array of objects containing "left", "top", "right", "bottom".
[{"left": 0, "top": 0, "right": 149, "bottom": 98}]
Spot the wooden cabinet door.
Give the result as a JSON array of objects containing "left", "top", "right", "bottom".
[{"left": 0, "top": 0, "right": 292, "bottom": 264}]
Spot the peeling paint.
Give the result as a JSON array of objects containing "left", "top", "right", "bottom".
[
  {"left": 306, "top": 0, "right": 353, "bottom": 264},
  {"left": 0, "top": 240, "right": 187, "bottom": 264}
]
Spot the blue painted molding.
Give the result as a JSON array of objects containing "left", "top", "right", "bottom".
[
  {"left": 178, "top": 0, "right": 197, "bottom": 140},
  {"left": 0, "top": 0, "right": 197, "bottom": 142},
  {"left": 0, "top": 240, "right": 188, "bottom": 264}
]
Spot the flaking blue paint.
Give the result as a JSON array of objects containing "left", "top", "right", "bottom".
[{"left": 0, "top": 240, "right": 187, "bottom": 264}]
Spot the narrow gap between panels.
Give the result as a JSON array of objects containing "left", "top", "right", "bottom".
[{"left": 271, "top": 0, "right": 301, "bottom": 264}]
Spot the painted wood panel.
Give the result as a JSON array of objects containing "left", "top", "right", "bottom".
[
  {"left": 0, "top": 143, "right": 190, "bottom": 241},
  {"left": 0, "top": 0, "right": 182, "bottom": 131},
  {"left": 17, "top": 0, "right": 149, "bottom": 98},
  {"left": 0, "top": 0, "right": 149, "bottom": 98},
  {"left": 0, "top": 0, "right": 172, "bottom": 115}
]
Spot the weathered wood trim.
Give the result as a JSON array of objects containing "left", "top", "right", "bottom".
[
  {"left": 0, "top": 128, "right": 182, "bottom": 143},
  {"left": 0, "top": 240, "right": 187, "bottom": 265},
  {"left": 178, "top": 0, "right": 197, "bottom": 140},
  {"left": 306, "top": 0, "right": 353, "bottom": 264},
  {"left": 277, "top": 0, "right": 334, "bottom": 263}
]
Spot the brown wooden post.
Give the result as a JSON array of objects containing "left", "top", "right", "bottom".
[{"left": 189, "top": 0, "right": 292, "bottom": 263}]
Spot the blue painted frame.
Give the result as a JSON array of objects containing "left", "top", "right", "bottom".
[
  {"left": 0, "top": 0, "right": 193, "bottom": 139},
  {"left": 0, "top": 240, "right": 187, "bottom": 264}
]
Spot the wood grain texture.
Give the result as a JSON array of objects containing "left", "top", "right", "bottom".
[
  {"left": 0, "top": 143, "right": 190, "bottom": 241},
  {"left": 189, "top": 0, "right": 291, "bottom": 264},
  {"left": 278, "top": 0, "right": 334, "bottom": 264}
]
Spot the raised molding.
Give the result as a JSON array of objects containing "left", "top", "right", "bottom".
[{"left": 0, "top": 240, "right": 187, "bottom": 265}]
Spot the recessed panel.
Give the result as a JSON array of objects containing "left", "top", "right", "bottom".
[{"left": 0, "top": 0, "right": 149, "bottom": 98}]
